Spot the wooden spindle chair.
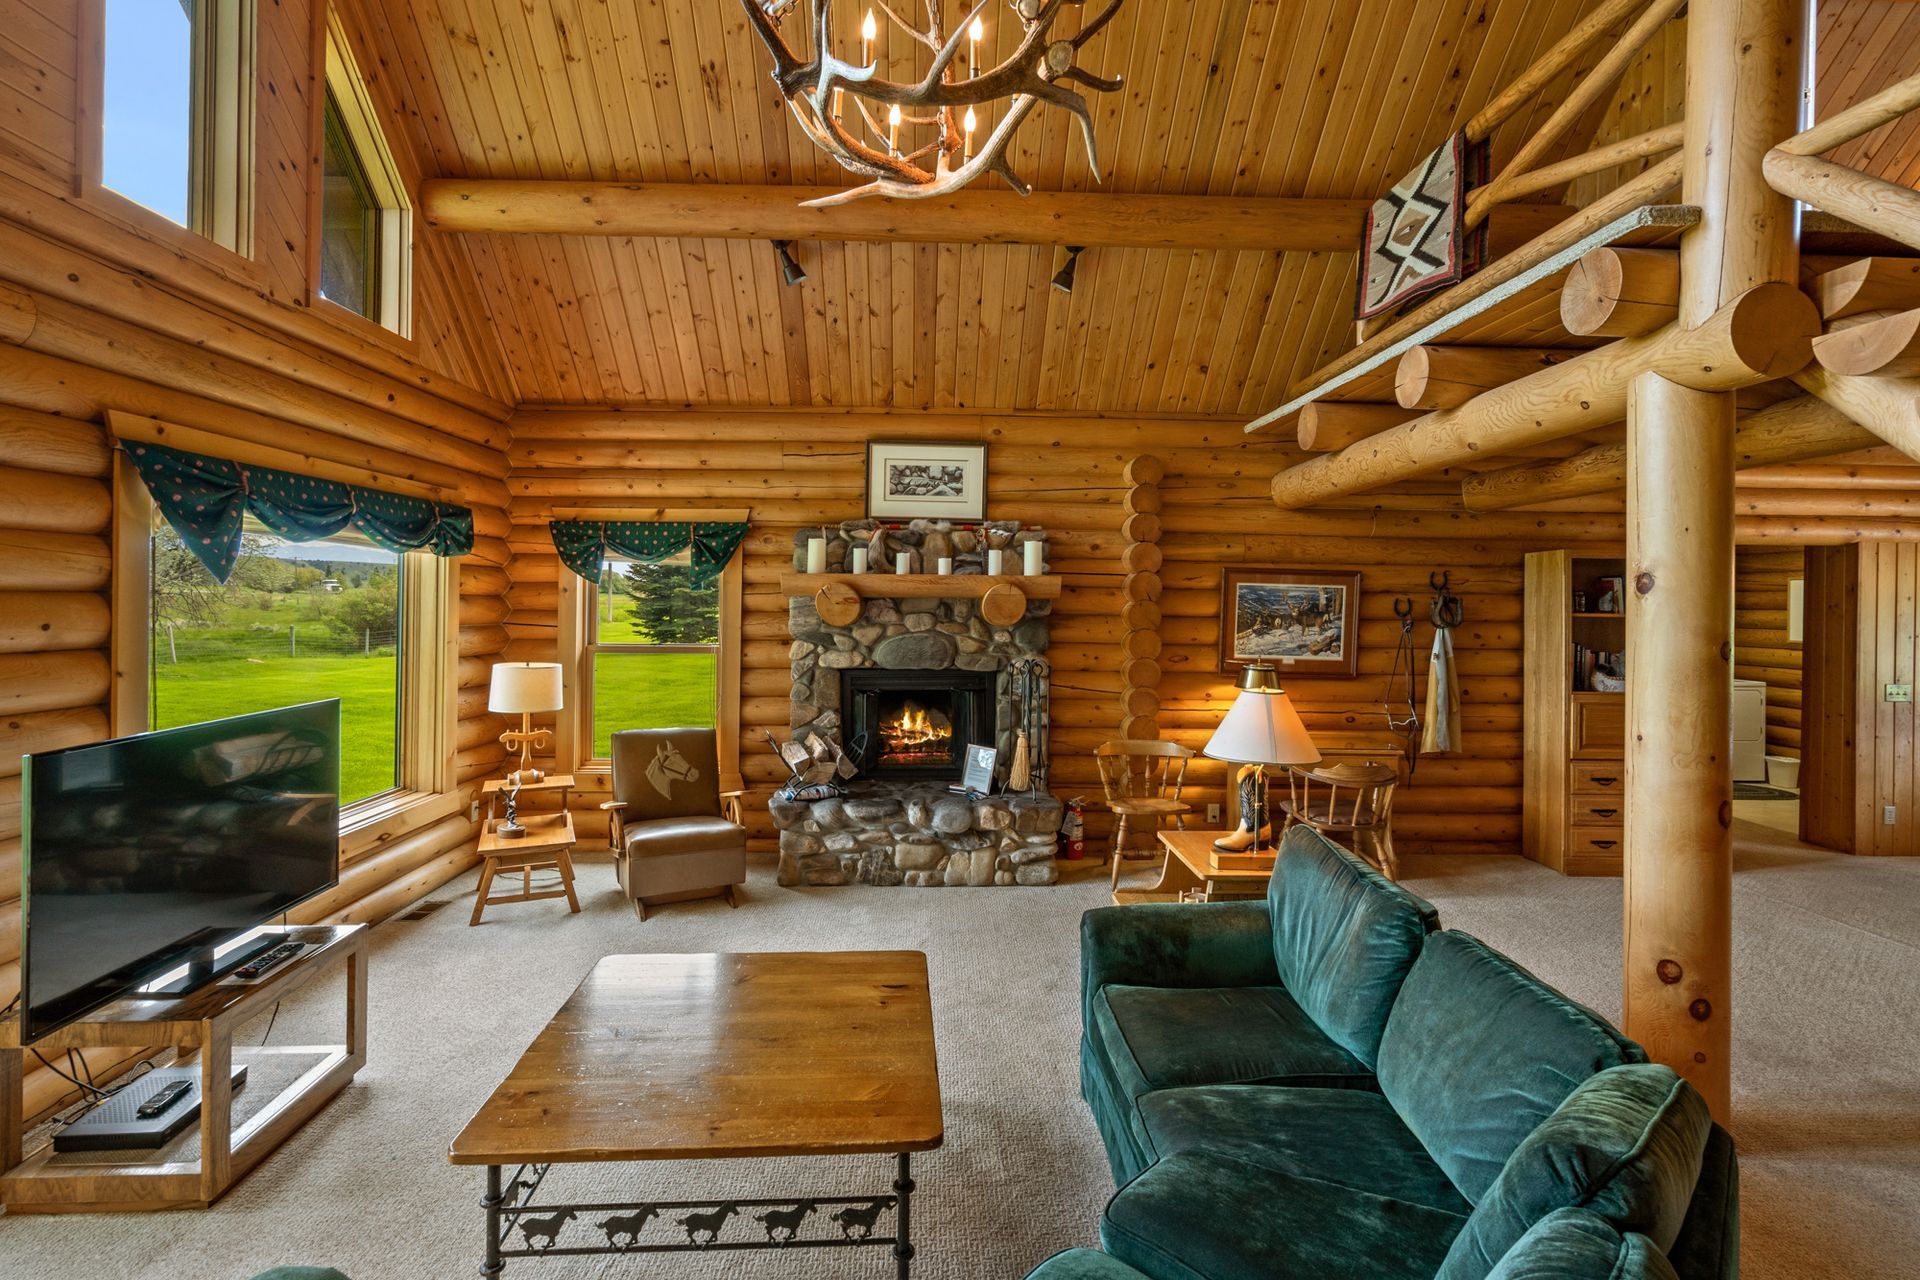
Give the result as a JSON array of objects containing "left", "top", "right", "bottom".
[
  {"left": 1279, "top": 759, "right": 1402, "bottom": 880},
  {"left": 1095, "top": 739, "right": 1196, "bottom": 889}
]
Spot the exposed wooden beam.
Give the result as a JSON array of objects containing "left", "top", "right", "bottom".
[
  {"left": 1792, "top": 366, "right": 1920, "bottom": 462},
  {"left": 1560, "top": 247, "right": 1680, "bottom": 337},
  {"left": 419, "top": 181, "right": 1368, "bottom": 251},
  {"left": 1459, "top": 395, "right": 1879, "bottom": 509},
  {"left": 1762, "top": 152, "right": 1920, "bottom": 256},
  {"left": 1269, "top": 282, "right": 1818, "bottom": 509},
  {"left": 1394, "top": 346, "right": 1570, "bottom": 410},
  {"left": 1813, "top": 308, "right": 1920, "bottom": 376},
  {"left": 1295, "top": 403, "right": 1420, "bottom": 452},
  {"left": 1807, "top": 256, "right": 1920, "bottom": 320}
]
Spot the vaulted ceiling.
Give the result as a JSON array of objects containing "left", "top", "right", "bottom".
[{"left": 361, "top": 0, "right": 1920, "bottom": 412}]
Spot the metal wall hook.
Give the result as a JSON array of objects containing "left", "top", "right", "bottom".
[{"left": 1429, "top": 571, "right": 1464, "bottom": 630}]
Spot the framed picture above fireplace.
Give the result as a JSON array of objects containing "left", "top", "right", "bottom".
[
  {"left": 1219, "top": 567, "right": 1362, "bottom": 678},
  {"left": 865, "top": 440, "right": 987, "bottom": 520}
]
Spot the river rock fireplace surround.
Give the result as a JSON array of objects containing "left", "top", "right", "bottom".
[{"left": 774, "top": 518, "right": 1063, "bottom": 888}]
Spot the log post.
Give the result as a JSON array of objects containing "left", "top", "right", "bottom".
[{"left": 1624, "top": 372, "right": 1735, "bottom": 1121}]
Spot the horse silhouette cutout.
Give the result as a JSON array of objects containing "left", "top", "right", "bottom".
[
  {"left": 519, "top": 1209, "right": 577, "bottom": 1251},
  {"left": 832, "top": 1198, "right": 891, "bottom": 1239},
  {"left": 596, "top": 1205, "right": 661, "bottom": 1249},
  {"left": 753, "top": 1201, "right": 817, "bottom": 1242},
  {"left": 645, "top": 739, "right": 701, "bottom": 799},
  {"left": 676, "top": 1203, "right": 739, "bottom": 1245}
]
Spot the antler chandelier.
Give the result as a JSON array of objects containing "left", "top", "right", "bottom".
[{"left": 740, "top": 0, "right": 1126, "bottom": 206}]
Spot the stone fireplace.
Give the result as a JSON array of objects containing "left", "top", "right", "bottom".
[{"left": 774, "top": 518, "right": 1063, "bottom": 888}]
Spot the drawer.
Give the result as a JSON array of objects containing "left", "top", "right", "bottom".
[
  {"left": 1570, "top": 696, "right": 1626, "bottom": 758},
  {"left": 1568, "top": 824, "right": 1625, "bottom": 857},
  {"left": 1571, "top": 797, "right": 1625, "bottom": 824},
  {"left": 1570, "top": 763, "right": 1624, "bottom": 795}
]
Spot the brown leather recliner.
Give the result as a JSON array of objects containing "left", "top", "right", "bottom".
[{"left": 602, "top": 728, "right": 747, "bottom": 921}]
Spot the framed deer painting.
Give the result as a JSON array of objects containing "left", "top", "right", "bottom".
[{"left": 1219, "top": 568, "right": 1362, "bottom": 678}]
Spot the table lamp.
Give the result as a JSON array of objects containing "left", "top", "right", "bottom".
[
  {"left": 489, "top": 661, "right": 564, "bottom": 786},
  {"left": 1203, "top": 663, "right": 1319, "bottom": 858}
]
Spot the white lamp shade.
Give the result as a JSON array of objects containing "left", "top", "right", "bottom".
[
  {"left": 488, "top": 662, "right": 564, "bottom": 714},
  {"left": 1202, "top": 687, "right": 1320, "bottom": 766}
]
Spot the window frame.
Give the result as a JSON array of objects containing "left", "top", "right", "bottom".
[
  {"left": 557, "top": 544, "right": 743, "bottom": 792},
  {"left": 77, "top": 0, "right": 256, "bottom": 259},
  {"left": 109, "top": 419, "right": 458, "bottom": 842},
  {"left": 314, "top": 11, "right": 413, "bottom": 336}
]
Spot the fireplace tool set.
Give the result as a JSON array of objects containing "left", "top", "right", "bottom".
[{"left": 1007, "top": 657, "right": 1049, "bottom": 798}]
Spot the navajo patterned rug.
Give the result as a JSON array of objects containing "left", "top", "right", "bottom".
[{"left": 1357, "top": 131, "right": 1489, "bottom": 320}]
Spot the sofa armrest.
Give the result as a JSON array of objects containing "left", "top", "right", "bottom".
[
  {"left": 1080, "top": 902, "right": 1279, "bottom": 1033},
  {"left": 718, "top": 789, "right": 747, "bottom": 825},
  {"left": 599, "top": 800, "right": 626, "bottom": 850}
]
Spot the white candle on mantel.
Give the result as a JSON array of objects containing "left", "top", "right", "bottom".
[
  {"left": 987, "top": 549, "right": 1006, "bottom": 575},
  {"left": 937, "top": 556, "right": 953, "bottom": 575},
  {"left": 1023, "top": 540, "right": 1044, "bottom": 575},
  {"left": 850, "top": 546, "right": 869, "bottom": 574},
  {"left": 895, "top": 551, "right": 911, "bottom": 574},
  {"left": 806, "top": 537, "right": 827, "bottom": 574}
]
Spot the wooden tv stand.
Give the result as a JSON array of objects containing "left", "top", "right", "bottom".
[{"left": 0, "top": 923, "right": 367, "bottom": 1212}]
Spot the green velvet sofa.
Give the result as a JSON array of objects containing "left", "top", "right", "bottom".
[{"left": 1036, "top": 825, "right": 1737, "bottom": 1280}]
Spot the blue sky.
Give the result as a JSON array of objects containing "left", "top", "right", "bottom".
[{"left": 101, "top": 1, "right": 193, "bottom": 225}]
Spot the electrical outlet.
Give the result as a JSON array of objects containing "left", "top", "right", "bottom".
[
  {"left": 1886, "top": 805, "right": 1899, "bottom": 826},
  {"left": 469, "top": 800, "right": 480, "bottom": 823},
  {"left": 1206, "top": 803, "right": 1222, "bottom": 824},
  {"left": 1887, "top": 683, "right": 1913, "bottom": 704}
]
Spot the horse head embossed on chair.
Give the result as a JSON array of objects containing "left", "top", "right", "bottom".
[{"left": 603, "top": 728, "right": 748, "bottom": 921}]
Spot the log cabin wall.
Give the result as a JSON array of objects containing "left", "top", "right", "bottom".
[
  {"left": 1735, "top": 546, "right": 1805, "bottom": 761},
  {"left": 505, "top": 407, "right": 1640, "bottom": 857},
  {"left": 0, "top": 0, "right": 515, "bottom": 1118}
]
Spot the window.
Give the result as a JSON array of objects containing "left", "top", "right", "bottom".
[
  {"left": 95, "top": 0, "right": 253, "bottom": 251},
  {"left": 586, "top": 553, "right": 720, "bottom": 760},
  {"left": 147, "top": 514, "right": 404, "bottom": 805},
  {"left": 319, "top": 16, "right": 411, "bottom": 333}
]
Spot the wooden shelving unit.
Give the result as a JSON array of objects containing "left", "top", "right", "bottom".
[
  {"left": 0, "top": 924, "right": 367, "bottom": 1212},
  {"left": 1523, "top": 551, "right": 1629, "bottom": 876}
]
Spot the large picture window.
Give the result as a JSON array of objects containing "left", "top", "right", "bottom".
[
  {"left": 318, "top": 16, "right": 412, "bottom": 333},
  {"left": 148, "top": 513, "right": 403, "bottom": 805},
  {"left": 587, "top": 553, "right": 720, "bottom": 760}
]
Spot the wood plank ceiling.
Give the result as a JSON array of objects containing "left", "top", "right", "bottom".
[{"left": 367, "top": 0, "right": 1920, "bottom": 412}]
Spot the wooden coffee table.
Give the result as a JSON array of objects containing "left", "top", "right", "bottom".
[
  {"left": 449, "top": 950, "right": 943, "bottom": 1276},
  {"left": 1111, "top": 829, "right": 1277, "bottom": 904}
]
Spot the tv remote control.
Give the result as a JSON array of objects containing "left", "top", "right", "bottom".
[
  {"left": 233, "top": 942, "right": 304, "bottom": 980},
  {"left": 136, "top": 1079, "right": 192, "bottom": 1120}
]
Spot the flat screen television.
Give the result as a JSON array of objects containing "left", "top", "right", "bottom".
[{"left": 18, "top": 701, "right": 341, "bottom": 1044}]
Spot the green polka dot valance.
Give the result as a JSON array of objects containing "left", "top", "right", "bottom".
[
  {"left": 125, "top": 440, "right": 475, "bottom": 583},
  {"left": 551, "top": 520, "right": 748, "bottom": 590}
]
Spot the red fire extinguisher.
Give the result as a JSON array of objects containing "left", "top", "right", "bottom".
[{"left": 1060, "top": 796, "right": 1087, "bottom": 860}]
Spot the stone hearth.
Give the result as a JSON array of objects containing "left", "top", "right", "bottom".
[{"left": 772, "top": 781, "right": 1064, "bottom": 887}]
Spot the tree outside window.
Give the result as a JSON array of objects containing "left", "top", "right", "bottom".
[{"left": 589, "top": 555, "right": 719, "bottom": 758}]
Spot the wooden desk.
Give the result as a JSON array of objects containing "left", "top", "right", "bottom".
[
  {"left": 473, "top": 811, "right": 581, "bottom": 926},
  {"left": 0, "top": 924, "right": 367, "bottom": 1213},
  {"left": 1112, "top": 829, "right": 1277, "bottom": 905},
  {"left": 450, "top": 950, "right": 942, "bottom": 1276}
]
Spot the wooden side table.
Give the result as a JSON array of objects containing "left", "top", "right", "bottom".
[
  {"left": 474, "top": 775, "right": 582, "bottom": 926},
  {"left": 1111, "top": 829, "right": 1276, "bottom": 905},
  {"left": 0, "top": 924, "right": 367, "bottom": 1212}
]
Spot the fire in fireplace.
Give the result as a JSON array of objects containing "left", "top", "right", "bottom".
[{"left": 842, "top": 669, "right": 996, "bottom": 781}]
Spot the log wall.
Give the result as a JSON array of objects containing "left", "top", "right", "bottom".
[
  {"left": 505, "top": 407, "right": 1642, "bottom": 857},
  {"left": 0, "top": 0, "right": 515, "bottom": 1121},
  {"left": 1736, "top": 545, "right": 1805, "bottom": 759}
]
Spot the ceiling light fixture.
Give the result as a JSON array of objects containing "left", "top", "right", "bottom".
[
  {"left": 1051, "top": 245, "right": 1084, "bottom": 294},
  {"left": 771, "top": 239, "right": 808, "bottom": 286},
  {"left": 740, "top": 0, "right": 1127, "bottom": 206}
]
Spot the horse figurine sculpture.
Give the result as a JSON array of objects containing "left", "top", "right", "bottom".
[{"left": 645, "top": 738, "right": 701, "bottom": 799}]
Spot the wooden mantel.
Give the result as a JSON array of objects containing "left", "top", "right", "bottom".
[{"left": 781, "top": 572, "right": 1063, "bottom": 628}]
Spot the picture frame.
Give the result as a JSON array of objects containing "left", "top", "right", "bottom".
[
  {"left": 958, "top": 743, "right": 998, "bottom": 795},
  {"left": 1218, "top": 567, "right": 1363, "bottom": 678},
  {"left": 865, "top": 440, "right": 988, "bottom": 520}
]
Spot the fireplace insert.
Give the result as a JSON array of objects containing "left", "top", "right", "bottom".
[{"left": 841, "top": 669, "right": 997, "bottom": 781}]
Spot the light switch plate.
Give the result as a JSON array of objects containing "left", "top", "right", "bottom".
[
  {"left": 1888, "top": 683, "right": 1914, "bottom": 703},
  {"left": 1886, "top": 806, "right": 1900, "bottom": 826}
]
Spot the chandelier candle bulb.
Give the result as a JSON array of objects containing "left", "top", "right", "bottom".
[
  {"left": 895, "top": 550, "right": 912, "bottom": 574},
  {"left": 851, "top": 546, "right": 869, "bottom": 574},
  {"left": 964, "top": 106, "right": 978, "bottom": 159},
  {"left": 937, "top": 557, "right": 954, "bottom": 575},
  {"left": 860, "top": 9, "right": 876, "bottom": 64},
  {"left": 987, "top": 548, "right": 1006, "bottom": 574},
  {"left": 806, "top": 536, "right": 828, "bottom": 574},
  {"left": 888, "top": 103, "right": 901, "bottom": 154},
  {"left": 969, "top": 16, "right": 983, "bottom": 77},
  {"left": 1024, "top": 540, "right": 1044, "bottom": 575}
]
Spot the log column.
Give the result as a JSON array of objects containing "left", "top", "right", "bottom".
[
  {"left": 1624, "top": 373, "right": 1735, "bottom": 1120},
  {"left": 1118, "top": 455, "right": 1165, "bottom": 742}
]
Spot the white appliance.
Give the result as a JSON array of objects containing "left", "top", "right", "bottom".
[{"left": 1733, "top": 678, "right": 1767, "bottom": 782}]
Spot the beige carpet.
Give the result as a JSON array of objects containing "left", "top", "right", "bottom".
[{"left": 1, "top": 823, "right": 1913, "bottom": 1279}]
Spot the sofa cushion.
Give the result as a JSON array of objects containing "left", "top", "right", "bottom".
[
  {"left": 1484, "top": 1209, "right": 1679, "bottom": 1280},
  {"left": 1377, "top": 931, "right": 1646, "bottom": 1204},
  {"left": 1102, "top": 1150, "right": 1466, "bottom": 1280},
  {"left": 1138, "top": 1084, "right": 1471, "bottom": 1214},
  {"left": 1665, "top": 1123, "right": 1739, "bottom": 1280},
  {"left": 1025, "top": 1248, "right": 1156, "bottom": 1280},
  {"left": 1268, "top": 825, "right": 1439, "bottom": 1068},
  {"left": 1091, "top": 984, "right": 1376, "bottom": 1106},
  {"left": 611, "top": 727, "right": 722, "bottom": 821},
  {"left": 1438, "top": 1065, "right": 1710, "bottom": 1280}
]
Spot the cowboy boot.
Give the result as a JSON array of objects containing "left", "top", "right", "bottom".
[{"left": 1213, "top": 765, "right": 1272, "bottom": 852}]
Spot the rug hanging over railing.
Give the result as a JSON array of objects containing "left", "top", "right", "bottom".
[
  {"left": 124, "top": 439, "right": 475, "bottom": 583},
  {"left": 1357, "top": 130, "right": 1490, "bottom": 321},
  {"left": 550, "top": 520, "right": 749, "bottom": 590}
]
